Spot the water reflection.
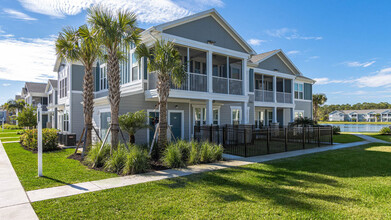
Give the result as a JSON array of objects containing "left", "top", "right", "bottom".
[{"left": 324, "top": 124, "right": 390, "bottom": 133}]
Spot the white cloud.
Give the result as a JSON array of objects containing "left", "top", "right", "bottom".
[
  {"left": 305, "top": 56, "right": 319, "bottom": 62},
  {"left": 2, "top": 83, "right": 11, "bottom": 87},
  {"left": 356, "top": 67, "right": 391, "bottom": 88},
  {"left": 17, "top": 0, "right": 209, "bottom": 23},
  {"left": 287, "top": 50, "right": 300, "bottom": 55},
  {"left": 247, "top": 38, "right": 266, "bottom": 46},
  {"left": 266, "top": 28, "right": 322, "bottom": 40},
  {"left": 344, "top": 61, "right": 375, "bottom": 68},
  {"left": 313, "top": 77, "right": 352, "bottom": 85},
  {"left": 0, "top": 36, "right": 56, "bottom": 83},
  {"left": 3, "top": 8, "right": 37, "bottom": 21}
]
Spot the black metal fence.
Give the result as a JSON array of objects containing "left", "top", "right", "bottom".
[{"left": 194, "top": 125, "right": 333, "bottom": 157}]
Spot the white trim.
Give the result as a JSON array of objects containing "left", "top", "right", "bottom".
[
  {"left": 230, "top": 106, "right": 242, "bottom": 125},
  {"left": 192, "top": 105, "right": 221, "bottom": 127},
  {"left": 253, "top": 67, "right": 296, "bottom": 79},
  {"left": 145, "top": 89, "right": 248, "bottom": 102}
]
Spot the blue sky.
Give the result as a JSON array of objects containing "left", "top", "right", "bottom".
[{"left": 0, "top": 0, "right": 391, "bottom": 105}]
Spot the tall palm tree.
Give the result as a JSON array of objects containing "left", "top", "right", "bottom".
[
  {"left": 312, "top": 93, "right": 327, "bottom": 122},
  {"left": 87, "top": 6, "right": 140, "bottom": 151},
  {"left": 136, "top": 40, "right": 186, "bottom": 152},
  {"left": 55, "top": 25, "right": 101, "bottom": 147}
]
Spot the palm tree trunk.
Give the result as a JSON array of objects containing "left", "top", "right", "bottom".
[
  {"left": 107, "top": 50, "right": 121, "bottom": 153},
  {"left": 157, "top": 74, "right": 170, "bottom": 153},
  {"left": 83, "top": 65, "right": 94, "bottom": 147}
]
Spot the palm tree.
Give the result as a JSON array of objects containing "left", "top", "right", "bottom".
[
  {"left": 136, "top": 40, "right": 186, "bottom": 152},
  {"left": 312, "top": 93, "right": 327, "bottom": 122},
  {"left": 87, "top": 6, "right": 140, "bottom": 151},
  {"left": 119, "top": 110, "right": 150, "bottom": 144},
  {"left": 55, "top": 25, "right": 101, "bottom": 147}
]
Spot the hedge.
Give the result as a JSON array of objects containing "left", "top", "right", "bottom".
[{"left": 20, "top": 128, "right": 59, "bottom": 151}]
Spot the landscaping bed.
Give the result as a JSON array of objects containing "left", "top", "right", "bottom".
[{"left": 32, "top": 143, "right": 391, "bottom": 219}]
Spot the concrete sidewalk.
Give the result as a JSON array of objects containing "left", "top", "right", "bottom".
[
  {"left": 0, "top": 141, "right": 38, "bottom": 220},
  {"left": 351, "top": 133, "right": 391, "bottom": 144},
  {"left": 27, "top": 140, "right": 370, "bottom": 203}
]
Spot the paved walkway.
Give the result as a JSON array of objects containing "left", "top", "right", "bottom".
[
  {"left": 0, "top": 141, "right": 38, "bottom": 220},
  {"left": 351, "top": 133, "right": 391, "bottom": 144},
  {"left": 27, "top": 140, "right": 370, "bottom": 203}
]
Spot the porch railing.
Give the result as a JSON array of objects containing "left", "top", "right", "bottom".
[
  {"left": 254, "top": 89, "right": 274, "bottom": 102},
  {"left": 276, "top": 92, "right": 293, "bottom": 103},
  {"left": 194, "top": 125, "right": 333, "bottom": 157}
]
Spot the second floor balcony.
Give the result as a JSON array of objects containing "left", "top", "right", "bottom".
[{"left": 254, "top": 73, "right": 293, "bottom": 104}]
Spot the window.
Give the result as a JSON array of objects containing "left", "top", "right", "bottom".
[
  {"left": 229, "top": 58, "right": 242, "bottom": 80},
  {"left": 131, "top": 52, "right": 139, "bottom": 81},
  {"left": 59, "top": 77, "right": 68, "bottom": 98},
  {"left": 48, "top": 94, "right": 53, "bottom": 104},
  {"left": 231, "top": 107, "right": 241, "bottom": 125},
  {"left": 194, "top": 107, "right": 220, "bottom": 126},
  {"left": 294, "top": 83, "right": 304, "bottom": 99},
  {"left": 294, "top": 110, "right": 304, "bottom": 119},
  {"left": 63, "top": 113, "right": 69, "bottom": 131},
  {"left": 213, "top": 109, "right": 219, "bottom": 125},
  {"left": 100, "top": 65, "right": 108, "bottom": 90}
]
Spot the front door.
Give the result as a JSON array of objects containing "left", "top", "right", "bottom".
[{"left": 169, "top": 112, "right": 182, "bottom": 140}]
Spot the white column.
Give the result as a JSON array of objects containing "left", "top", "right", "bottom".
[
  {"left": 290, "top": 108, "right": 294, "bottom": 122},
  {"left": 291, "top": 79, "right": 294, "bottom": 104},
  {"left": 207, "top": 51, "right": 213, "bottom": 93},
  {"left": 187, "top": 47, "right": 190, "bottom": 90},
  {"left": 242, "top": 102, "right": 248, "bottom": 124},
  {"left": 272, "top": 106, "right": 277, "bottom": 123},
  {"left": 226, "top": 56, "right": 230, "bottom": 94},
  {"left": 37, "top": 104, "right": 43, "bottom": 177},
  {"left": 206, "top": 99, "right": 213, "bottom": 125},
  {"left": 273, "top": 76, "right": 277, "bottom": 103},
  {"left": 242, "top": 58, "right": 247, "bottom": 96}
]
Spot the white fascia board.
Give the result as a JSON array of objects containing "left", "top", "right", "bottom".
[
  {"left": 294, "top": 77, "right": 315, "bottom": 84},
  {"left": 254, "top": 101, "right": 295, "bottom": 108},
  {"left": 161, "top": 33, "right": 250, "bottom": 59},
  {"left": 253, "top": 68, "right": 296, "bottom": 79},
  {"left": 145, "top": 89, "right": 249, "bottom": 102}
]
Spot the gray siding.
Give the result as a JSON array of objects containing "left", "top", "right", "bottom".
[
  {"left": 295, "top": 100, "right": 312, "bottom": 119},
  {"left": 71, "top": 93, "right": 84, "bottom": 138},
  {"left": 72, "top": 64, "right": 84, "bottom": 91},
  {"left": 95, "top": 91, "right": 109, "bottom": 99},
  {"left": 257, "top": 54, "right": 295, "bottom": 75},
  {"left": 163, "top": 16, "right": 247, "bottom": 53}
]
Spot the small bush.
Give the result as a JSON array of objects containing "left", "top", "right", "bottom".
[
  {"left": 122, "top": 145, "right": 150, "bottom": 175},
  {"left": 332, "top": 126, "right": 341, "bottom": 135},
  {"left": 188, "top": 141, "right": 201, "bottom": 165},
  {"left": 104, "top": 145, "right": 128, "bottom": 174},
  {"left": 84, "top": 142, "right": 110, "bottom": 168},
  {"left": 20, "top": 128, "right": 58, "bottom": 151},
  {"left": 162, "top": 143, "right": 185, "bottom": 168},
  {"left": 200, "top": 142, "right": 223, "bottom": 163},
  {"left": 380, "top": 127, "right": 391, "bottom": 135},
  {"left": 3, "top": 123, "right": 21, "bottom": 130}
]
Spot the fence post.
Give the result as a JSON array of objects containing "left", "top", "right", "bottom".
[
  {"left": 317, "top": 126, "right": 321, "bottom": 147},
  {"left": 267, "top": 128, "right": 270, "bottom": 154},
  {"left": 222, "top": 126, "right": 226, "bottom": 146},
  {"left": 330, "top": 126, "right": 334, "bottom": 145},
  {"left": 284, "top": 128, "right": 288, "bottom": 152},
  {"left": 244, "top": 128, "right": 247, "bottom": 157},
  {"left": 209, "top": 125, "right": 213, "bottom": 142},
  {"left": 302, "top": 127, "right": 305, "bottom": 149}
]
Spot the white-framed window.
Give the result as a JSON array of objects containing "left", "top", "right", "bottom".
[
  {"left": 294, "top": 110, "right": 304, "bottom": 119},
  {"left": 193, "top": 106, "right": 220, "bottom": 126},
  {"left": 231, "top": 106, "right": 242, "bottom": 125},
  {"left": 63, "top": 113, "right": 69, "bottom": 131},
  {"left": 294, "top": 83, "right": 304, "bottom": 99},
  {"left": 132, "top": 52, "right": 139, "bottom": 81},
  {"left": 100, "top": 64, "right": 108, "bottom": 90},
  {"left": 59, "top": 77, "right": 68, "bottom": 98}
]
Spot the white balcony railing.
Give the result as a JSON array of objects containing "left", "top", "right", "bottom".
[
  {"left": 255, "top": 89, "right": 274, "bottom": 102},
  {"left": 170, "top": 72, "right": 207, "bottom": 92},
  {"left": 276, "top": 92, "right": 293, "bottom": 103}
]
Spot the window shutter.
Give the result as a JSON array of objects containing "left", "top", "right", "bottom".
[
  {"left": 95, "top": 64, "right": 100, "bottom": 91},
  {"left": 144, "top": 57, "right": 148, "bottom": 80},
  {"left": 249, "top": 68, "right": 254, "bottom": 92},
  {"left": 304, "top": 83, "right": 312, "bottom": 100}
]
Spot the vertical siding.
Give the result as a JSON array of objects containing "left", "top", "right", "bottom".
[{"left": 71, "top": 93, "right": 84, "bottom": 138}]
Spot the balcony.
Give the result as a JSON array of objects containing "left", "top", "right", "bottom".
[
  {"left": 170, "top": 72, "right": 207, "bottom": 92},
  {"left": 276, "top": 92, "right": 293, "bottom": 103},
  {"left": 255, "top": 89, "right": 274, "bottom": 102}
]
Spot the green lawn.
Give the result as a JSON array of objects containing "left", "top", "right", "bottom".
[
  {"left": 0, "top": 129, "right": 23, "bottom": 133},
  {"left": 319, "top": 121, "right": 391, "bottom": 125},
  {"left": 333, "top": 133, "right": 364, "bottom": 143},
  {"left": 340, "top": 132, "right": 391, "bottom": 143},
  {"left": 0, "top": 132, "right": 20, "bottom": 138},
  {"left": 3, "top": 143, "right": 117, "bottom": 191},
  {"left": 0, "top": 137, "right": 20, "bottom": 142},
  {"left": 33, "top": 143, "right": 391, "bottom": 219}
]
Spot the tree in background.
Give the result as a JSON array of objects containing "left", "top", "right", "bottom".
[
  {"left": 119, "top": 110, "right": 150, "bottom": 144},
  {"left": 2, "top": 99, "right": 26, "bottom": 113},
  {"left": 56, "top": 25, "right": 101, "bottom": 147},
  {"left": 318, "top": 102, "right": 391, "bottom": 121},
  {"left": 135, "top": 40, "right": 186, "bottom": 154},
  {"left": 87, "top": 6, "right": 140, "bottom": 152},
  {"left": 313, "top": 94, "right": 327, "bottom": 122},
  {"left": 17, "top": 105, "right": 37, "bottom": 129}
]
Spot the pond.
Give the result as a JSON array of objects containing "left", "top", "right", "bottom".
[{"left": 323, "top": 124, "right": 390, "bottom": 133}]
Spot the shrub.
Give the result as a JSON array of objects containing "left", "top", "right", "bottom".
[
  {"left": 332, "top": 126, "right": 341, "bottom": 135},
  {"left": 17, "top": 105, "right": 37, "bottom": 128},
  {"left": 84, "top": 142, "right": 110, "bottom": 168},
  {"left": 20, "top": 128, "right": 58, "bottom": 151},
  {"left": 188, "top": 141, "right": 201, "bottom": 165},
  {"left": 122, "top": 145, "right": 150, "bottom": 175},
  {"left": 200, "top": 142, "right": 223, "bottom": 163},
  {"left": 3, "top": 123, "right": 21, "bottom": 130},
  {"left": 380, "top": 127, "right": 391, "bottom": 135},
  {"left": 104, "top": 145, "right": 128, "bottom": 174},
  {"left": 162, "top": 142, "right": 185, "bottom": 168}
]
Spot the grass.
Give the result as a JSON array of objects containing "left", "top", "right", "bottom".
[
  {"left": 319, "top": 121, "right": 391, "bottom": 125},
  {"left": 32, "top": 143, "right": 391, "bottom": 219},
  {"left": 340, "top": 132, "right": 391, "bottom": 143},
  {"left": 0, "top": 137, "right": 20, "bottom": 142},
  {"left": 3, "top": 143, "right": 117, "bottom": 191},
  {"left": 0, "top": 129, "right": 23, "bottom": 133},
  {"left": 0, "top": 132, "right": 20, "bottom": 138},
  {"left": 333, "top": 133, "right": 364, "bottom": 143}
]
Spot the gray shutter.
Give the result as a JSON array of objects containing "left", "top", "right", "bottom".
[
  {"left": 249, "top": 68, "right": 254, "bottom": 92},
  {"left": 304, "top": 83, "right": 312, "bottom": 100},
  {"left": 95, "top": 63, "right": 100, "bottom": 91},
  {"left": 144, "top": 57, "right": 148, "bottom": 80}
]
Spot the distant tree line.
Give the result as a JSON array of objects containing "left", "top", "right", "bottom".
[{"left": 318, "top": 102, "right": 391, "bottom": 121}]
